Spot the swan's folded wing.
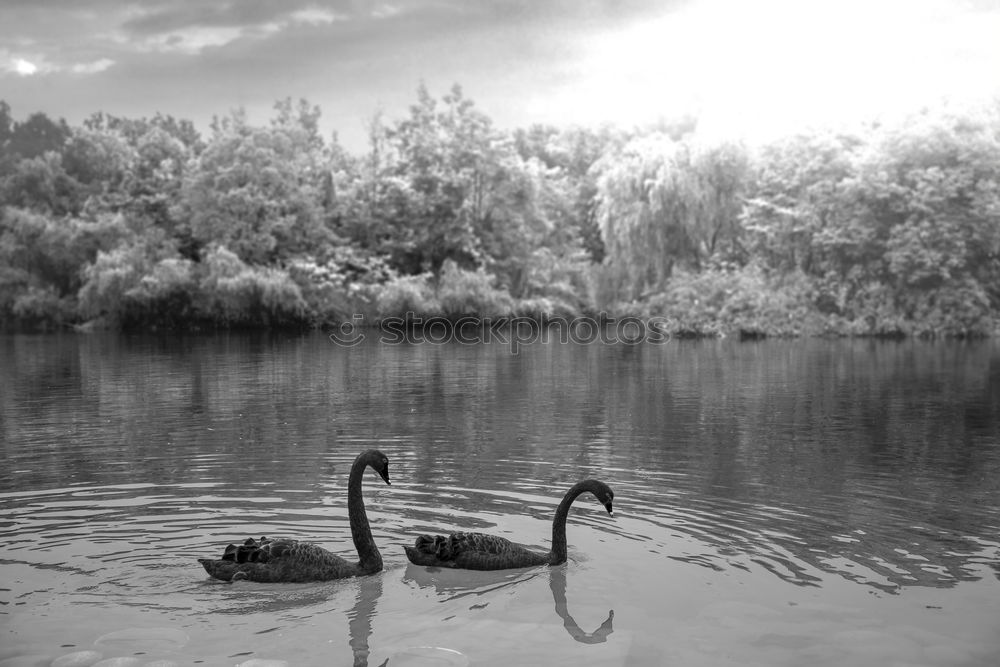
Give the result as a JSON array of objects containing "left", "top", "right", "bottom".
[
  {"left": 406, "top": 532, "right": 549, "bottom": 570},
  {"left": 265, "top": 540, "right": 338, "bottom": 564},
  {"left": 201, "top": 538, "right": 356, "bottom": 581},
  {"left": 452, "top": 533, "right": 549, "bottom": 569},
  {"left": 450, "top": 532, "right": 520, "bottom": 555},
  {"left": 412, "top": 532, "right": 517, "bottom": 559}
]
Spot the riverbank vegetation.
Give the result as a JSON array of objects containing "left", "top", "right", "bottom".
[{"left": 2, "top": 87, "right": 999, "bottom": 337}]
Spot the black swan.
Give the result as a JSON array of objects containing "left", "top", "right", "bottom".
[
  {"left": 198, "top": 449, "right": 391, "bottom": 582},
  {"left": 404, "top": 479, "right": 614, "bottom": 570}
]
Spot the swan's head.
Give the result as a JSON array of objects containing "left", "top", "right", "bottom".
[
  {"left": 589, "top": 480, "right": 614, "bottom": 516},
  {"left": 366, "top": 449, "right": 391, "bottom": 485}
]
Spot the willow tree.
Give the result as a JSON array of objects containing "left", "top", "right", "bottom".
[{"left": 594, "top": 133, "right": 750, "bottom": 304}]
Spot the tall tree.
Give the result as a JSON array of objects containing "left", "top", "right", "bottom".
[
  {"left": 7, "top": 112, "right": 70, "bottom": 159},
  {"left": 513, "top": 124, "right": 622, "bottom": 262},
  {"left": 179, "top": 101, "right": 332, "bottom": 264},
  {"left": 0, "top": 101, "right": 13, "bottom": 151},
  {"left": 382, "top": 83, "right": 484, "bottom": 273}
]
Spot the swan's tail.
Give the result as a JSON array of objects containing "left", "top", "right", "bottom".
[
  {"left": 199, "top": 558, "right": 240, "bottom": 581},
  {"left": 415, "top": 534, "right": 459, "bottom": 557},
  {"left": 404, "top": 534, "right": 455, "bottom": 566},
  {"left": 199, "top": 558, "right": 276, "bottom": 582},
  {"left": 199, "top": 536, "right": 274, "bottom": 581},
  {"left": 412, "top": 534, "right": 437, "bottom": 553},
  {"left": 219, "top": 536, "right": 273, "bottom": 563}
]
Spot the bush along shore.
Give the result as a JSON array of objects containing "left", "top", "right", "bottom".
[{"left": 1, "top": 88, "right": 998, "bottom": 338}]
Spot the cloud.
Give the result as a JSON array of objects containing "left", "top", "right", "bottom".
[
  {"left": 13, "top": 58, "right": 37, "bottom": 75},
  {"left": 371, "top": 4, "right": 402, "bottom": 19},
  {"left": 119, "top": 1, "right": 354, "bottom": 36},
  {"left": 1, "top": 53, "right": 57, "bottom": 76},
  {"left": 71, "top": 58, "right": 116, "bottom": 74},
  {"left": 257, "top": 6, "right": 350, "bottom": 38},
  {"left": 289, "top": 7, "right": 346, "bottom": 25},
  {"left": 106, "top": 2, "right": 358, "bottom": 55},
  {"left": 1, "top": 51, "right": 114, "bottom": 77},
  {"left": 123, "top": 25, "right": 245, "bottom": 54}
]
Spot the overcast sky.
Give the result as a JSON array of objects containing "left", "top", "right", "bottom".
[{"left": 3, "top": 0, "right": 1000, "bottom": 151}]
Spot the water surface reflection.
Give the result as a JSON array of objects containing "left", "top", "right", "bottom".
[
  {"left": 1, "top": 333, "right": 999, "bottom": 665},
  {"left": 549, "top": 566, "right": 614, "bottom": 644},
  {"left": 347, "top": 574, "right": 386, "bottom": 667}
]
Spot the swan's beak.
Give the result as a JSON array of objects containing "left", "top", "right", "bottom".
[
  {"left": 379, "top": 469, "right": 391, "bottom": 485},
  {"left": 604, "top": 502, "right": 613, "bottom": 516}
]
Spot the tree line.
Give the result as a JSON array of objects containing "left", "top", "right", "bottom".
[{"left": 1, "top": 85, "right": 998, "bottom": 337}]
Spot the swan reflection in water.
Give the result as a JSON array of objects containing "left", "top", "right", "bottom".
[
  {"left": 346, "top": 573, "right": 389, "bottom": 667},
  {"left": 196, "top": 572, "right": 388, "bottom": 665},
  {"left": 402, "top": 562, "right": 614, "bottom": 645},
  {"left": 549, "top": 565, "right": 614, "bottom": 644}
]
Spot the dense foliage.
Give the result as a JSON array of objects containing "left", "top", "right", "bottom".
[{"left": 1, "top": 91, "right": 998, "bottom": 336}]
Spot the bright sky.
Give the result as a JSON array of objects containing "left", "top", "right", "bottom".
[{"left": 2, "top": 0, "right": 999, "bottom": 151}]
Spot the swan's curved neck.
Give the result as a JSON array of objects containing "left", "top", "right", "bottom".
[
  {"left": 348, "top": 454, "right": 381, "bottom": 572},
  {"left": 549, "top": 481, "right": 600, "bottom": 565}
]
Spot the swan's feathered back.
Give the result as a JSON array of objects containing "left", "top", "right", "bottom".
[
  {"left": 199, "top": 537, "right": 362, "bottom": 582},
  {"left": 404, "top": 532, "right": 550, "bottom": 570}
]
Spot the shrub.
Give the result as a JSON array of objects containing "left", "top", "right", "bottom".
[
  {"left": 512, "top": 296, "right": 580, "bottom": 320},
  {"left": 0, "top": 266, "right": 30, "bottom": 326},
  {"left": 287, "top": 247, "right": 394, "bottom": 326},
  {"left": 374, "top": 273, "right": 440, "bottom": 321},
  {"left": 900, "top": 280, "right": 993, "bottom": 338},
  {"left": 649, "top": 263, "right": 820, "bottom": 337},
  {"left": 123, "top": 257, "right": 198, "bottom": 328},
  {"left": 198, "top": 245, "right": 308, "bottom": 327},
  {"left": 516, "top": 247, "right": 592, "bottom": 317},
  {"left": 1, "top": 208, "right": 131, "bottom": 297},
  {"left": 437, "top": 260, "right": 514, "bottom": 319},
  {"left": 77, "top": 240, "right": 151, "bottom": 322},
  {"left": 11, "top": 285, "right": 75, "bottom": 329}
]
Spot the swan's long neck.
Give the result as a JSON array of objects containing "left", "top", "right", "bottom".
[
  {"left": 549, "top": 480, "right": 602, "bottom": 565},
  {"left": 348, "top": 453, "right": 381, "bottom": 573}
]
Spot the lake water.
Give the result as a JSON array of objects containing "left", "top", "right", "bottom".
[{"left": 1, "top": 331, "right": 998, "bottom": 667}]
